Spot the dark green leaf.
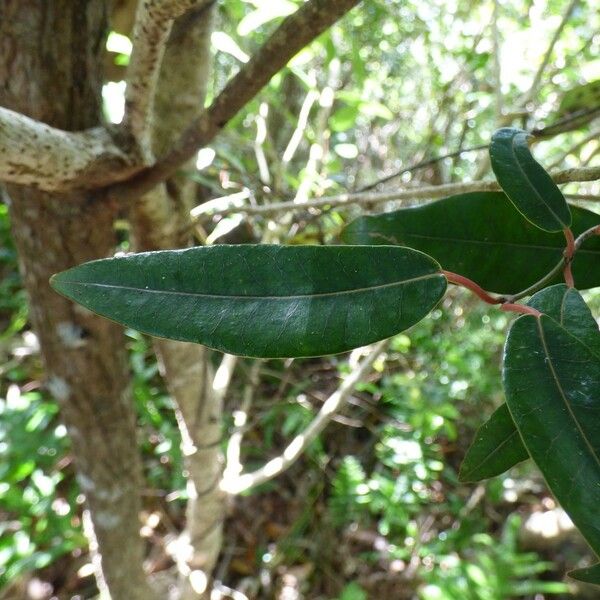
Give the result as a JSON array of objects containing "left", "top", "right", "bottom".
[
  {"left": 504, "top": 314, "right": 600, "bottom": 562},
  {"left": 528, "top": 284, "right": 600, "bottom": 358},
  {"left": 459, "top": 403, "right": 528, "bottom": 482},
  {"left": 342, "top": 192, "right": 600, "bottom": 294},
  {"left": 489, "top": 127, "right": 571, "bottom": 232},
  {"left": 568, "top": 563, "right": 600, "bottom": 585},
  {"left": 50, "top": 245, "right": 446, "bottom": 358},
  {"left": 459, "top": 284, "right": 600, "bottom": 481}
]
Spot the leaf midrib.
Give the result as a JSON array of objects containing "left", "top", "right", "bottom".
[
  {"left": 510, "top": 133, "right": 565, "bottom": 228},
  {"left": 536, "top": 317, "right": 600, "bottom": 468},
  {"left": 367, "top": 231, "right": 598, "bottom": 255},
  {"left": 56, "top": 271, "right": 442, "bottom": 301}
]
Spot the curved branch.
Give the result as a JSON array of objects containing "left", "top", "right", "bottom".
[
  {"left": 193, "top": 165, "right": 600, "bottom": 218},
  {"left": 221, "top": 340, "right": 387, "bottom": 495},
  {"left": 0, "top": 107, "right": 138, "bottom": 191},
  {"left": 105, "top": 0, "right": 363, "bottom": 202}
]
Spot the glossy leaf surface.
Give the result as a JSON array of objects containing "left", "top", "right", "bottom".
[
  {"left": 459, "top": 285, "right": 599, "bottom": 481},
  {"left": 504, "top": 314, "right": 600, "bottom": 559},
  {"left": 459, "top": 403, "right": 528, "bottom": 482},
  {"left": 51, "top": 245, "right": 447, "bottom": 358},
  {"left": 489, "top": 127, "right": 571, "bottom": 232},
  {"left": 342, "top": 193, "right": 600, "bottom": 294}
]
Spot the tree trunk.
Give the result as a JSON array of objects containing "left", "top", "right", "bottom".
[
  {"left": 129, "top": 6, "right": 226, "bottom": 597},
  {"left": 0, "top": 3, "right": 155, "bottom": 598}
]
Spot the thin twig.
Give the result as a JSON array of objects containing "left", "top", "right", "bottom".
[
  {"left": 357, "top": 144, "right": 489, "bottom": 193},
  {"left": 220, "top": 340, "right": 387, "bottom": 495},
  {"left": 197, "top": 165, "right": 600, "bottom": 218},
  {"left": 442, "top": 270, "right": 505, "bottom": 304},
  {"left": 222, "top": 362, "right": 261, "bottom": 487}
]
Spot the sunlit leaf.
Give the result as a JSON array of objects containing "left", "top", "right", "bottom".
[
  {"left": 51, "top": 245, "right": 447, "bottom": 358},
  {"left": 342, "top": 193, "right": 600, "bottom": 294},
  {"left": 504, "top": 314, "right": 600, "bottom": 568},
  {"left": 489, "top": 128, "right": 571, "bottom": 232}
]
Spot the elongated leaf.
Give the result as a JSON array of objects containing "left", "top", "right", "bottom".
[
  {"left": 459, "top": 285, "right": 600, "bottom": 481},
  {"left": 50, "top": 245, "right": 447, "bottom": 358},
  {"left": 569, "top": 563, "right": 600, "bottom": 585},
  {"left": 459, "top": 403, "right": 528, "bottom": 482},
  {"left": 342, "top": 193, "right": 600, "bottom": 294},
  {"left": 504, "top": 314, "right": 600, "bottom": 562},
  {"left": 489, "top": 127, "right": 571, "bottom": 232}
]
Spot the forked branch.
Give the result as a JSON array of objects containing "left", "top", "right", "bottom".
[{"left": 105, "top": 0, "right": 363, "bottom": 202}]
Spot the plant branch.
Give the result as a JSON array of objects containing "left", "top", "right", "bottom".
[
  {"left": 0, "top": 107, "right": 137, "bottom": 191},
  {"left": 123, "top": 0, "right": 213, "bottom": 157},
  {"left": 197, "top": 165, "right": 600, "bottom": 218},
  {"left": 357, "top": 144, "right": 489, "bottom": 193},
  {"left": 563, "top": 227, "right": 575, "bottom": 287},
  {"left": 104, "top": 0, "right": 362, "bottom": 203},
  {"left": 442, "top": 270, "right": 505, "bottom": 304},
  {"left": 220, "top": 340, "right": 387, "bottom": 495}
]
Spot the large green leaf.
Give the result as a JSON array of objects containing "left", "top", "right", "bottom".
[
  {"left": 342, "top": 192, "right": 600, "bottom": 294},
  {"left": 489, "top": 128, "right": 571, "bottom": 232},
  {"left": 459, "top": 403, "right": 528, "bottom": 482},
  {"left": 503, "top": 314, "right": 600, "bottom": 565},
  {"left": 50, "top": 245, "right": 447, "bottom": 358},
  {"left": 459, "top": 284, "right": 600, "bottom": 481}
]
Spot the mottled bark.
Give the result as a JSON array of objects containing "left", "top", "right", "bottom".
[
  {"left": 0, "top": 2, "right": 155, "bottom": 598},
  {"left": 129, "top": 5, "right": 225, "bottom": 598}
]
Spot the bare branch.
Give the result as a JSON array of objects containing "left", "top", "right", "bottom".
[
  {"left": 105, "top": 0, "right": 363, "bottom": 202},
  {"left": 221, "top": 341, "right": 387, "bottom": 495},
  {"left": 195, "top": 165, "right": 600, "bottom": 218},
  {"left": 0, "top": 107, "right": 137, "bottom": 191},
  {"left": 358, "top": 144, "right": 489, "bottom": 193},
  {"left": 123, "top": 0, "right": 213, "bottom": 156}
]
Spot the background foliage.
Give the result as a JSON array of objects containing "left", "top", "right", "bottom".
[{"left": 2, "top": 0, "right": 600, "bottom": 597}]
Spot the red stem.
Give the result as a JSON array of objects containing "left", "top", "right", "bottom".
[
  {"left": 441, "top": 270, "right": 504, "bottom": 305},
  {"left": 501, "top": 303, "right": 542, "bottom": 317},
  {"left": 563, "top": 227, "right": 575, "bottom": 288}
]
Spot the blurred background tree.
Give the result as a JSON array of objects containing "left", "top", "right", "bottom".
[{"left": 0, "top": 0, "right": 599, "bottom": 598}]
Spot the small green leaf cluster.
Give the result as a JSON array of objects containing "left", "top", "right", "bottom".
[{"left": 50, "top": 128, "right": 600, "bottom": 584}]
